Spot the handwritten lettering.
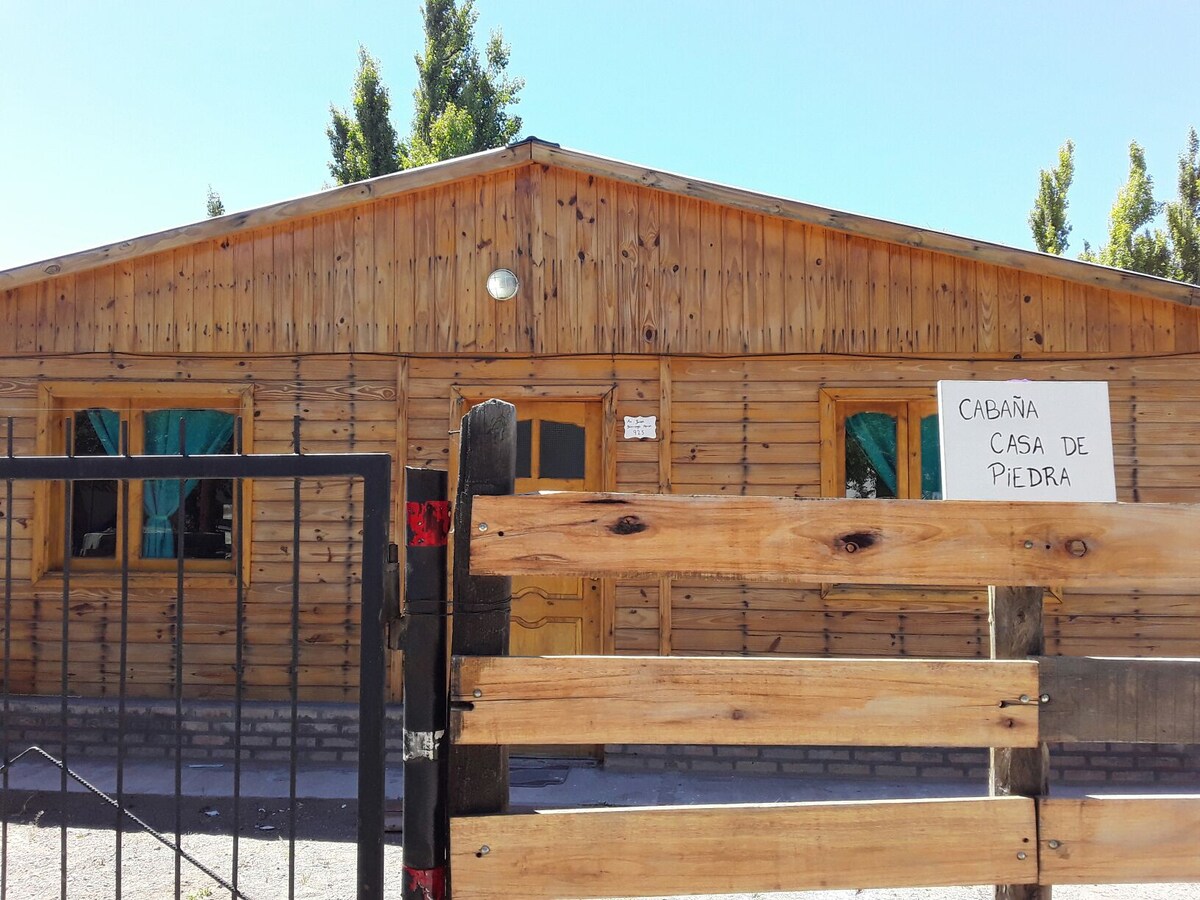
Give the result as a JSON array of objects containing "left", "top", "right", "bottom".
[
  {"left": 987, "top": 462, "right": 1072, "bottom": 489},
  {"left": 958, "top": 395, "right": 1040, "bottom": 421},
  {"left": 990, "top": 432, "right": 1044, "bottom": 455}
]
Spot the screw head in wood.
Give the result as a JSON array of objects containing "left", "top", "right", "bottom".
[
  {"left": 1040, "top": 693, "right": 1050, "bottom": 703},
  {"left": 1024, "top": 540, "right": 1034, "bottom": 549},
  {"left": 1048, "top": 840, "right": 1061, "bottom": 849},
  {"left": 473, "top": 688, "right": 483, "bottom": 698},
  {"left": 1017, "top": 851, "right": 1027, "bottom": 860},
  {"left": 1019, "top": 694, "right": 1030, "bottom": 703},
  {"left": 478, "top": 522, "right": 488, "bottom": 532},
  {"left": 477, "top": 845, "right": 490, "bottom": 857}
]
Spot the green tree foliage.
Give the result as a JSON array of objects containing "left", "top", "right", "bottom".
[
  {"left": 1081, "top": 142, "right": 1172, "bottom": 277},
  {"left": 327, "top": 46, "right": 402, "bottom": 185},
  {"left": 400, "top": 0, "right": 523, "bottom": 167},
  {"left": 326, "top": 2, "right": 523, "bottom": 183},
  {"left": 1029, "top": 140, "right": 1075, "bottom": 255},
  {"left": 206, "top": 186, "right": 225, "bottom": 218},
  {"left": 1166, "top": 127, "right": 1200, "bottom": 284}
]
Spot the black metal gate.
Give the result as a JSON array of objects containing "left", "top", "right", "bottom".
[{"left": 0, "top": 417, "right": 391, "bottom": 900}]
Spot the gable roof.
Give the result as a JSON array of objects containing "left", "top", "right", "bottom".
[{"left": 3, "top": 137, "right": 1198, "bottom": 308}]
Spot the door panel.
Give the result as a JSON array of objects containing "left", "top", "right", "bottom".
[{"left": 509, "top": 400, "right": 602, "bottom": 657}]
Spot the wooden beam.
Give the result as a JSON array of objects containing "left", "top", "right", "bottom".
[
  {"left": 531, "top": 143, "right": 1200, "bottom": 309},
  {"left": 449, "top": 400, "right": 516, "bottom": 817},
  {"left": 450, "top": 797, "right": 1037, "bottom": 899},
  {"left": 451, "top": 655, "right": 1040, "bottom": 747},
  {"left": 1039, "top": 796, "right": 1200, "bottom": 884},
  {"left": 1039, "top": 656, "right": 1200, "bottom": 743},
  {"left": 989, "top": 586, "right": 1049, "bottom": 900},
  {"left": 470, "top": 493, "right": 1200, "bottom": 589}
]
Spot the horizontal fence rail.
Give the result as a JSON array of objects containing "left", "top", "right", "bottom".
[
  {"left": 1038, "top": 796, "right": 1200, "bottom": 885},
  {"left": 1038, "top": 656, "right": 1200, "bottom": 743},
  {"left": 451, "top": 654, "right": 1200, "bottom": 748},
  {"left": 451, "top": 656, "right": 1041, "bottom": 747},
  {"left": 470, "top": 492, "right": 1200, "bottom": 589},
  {"left": 450, "top": 797, "right": 1038, "bottom": 900}
]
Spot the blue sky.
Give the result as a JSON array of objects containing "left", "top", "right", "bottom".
[{"left": 1, "top": 0, "right": 1196, "bottom": 271}]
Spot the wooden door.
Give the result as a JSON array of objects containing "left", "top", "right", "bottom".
[{"left": 506, "top": 400, "right": 603, "bottom": 657}]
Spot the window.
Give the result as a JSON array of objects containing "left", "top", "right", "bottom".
[
  {"left": 36, "top": 386, "right": 251, "bottom": 579},
  {"left": 821, "top": 391, "right": 941, "bottom": 500}
]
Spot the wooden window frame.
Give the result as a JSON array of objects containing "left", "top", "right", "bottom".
[{"left": 32, "top": 382, "right": 254, "bottom": 586}]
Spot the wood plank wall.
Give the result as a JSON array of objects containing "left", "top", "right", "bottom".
[
  {"left": 1, "top": 351, "right": 1199, "bottom": 701},
  {"left": 0, "top": 355, "right": 396, "bottom": 701},
  {"left": 3, "top": 163, "right": 1197, "bottom": 358}
]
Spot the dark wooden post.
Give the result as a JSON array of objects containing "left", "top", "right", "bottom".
[
  {"left": 402, "top": 467, "right": 451, "bottom": 900},
  {"left": 989, "top": 585, "right": 1049, "bottom": 900},
  {"left": 449, "top": 399, "right": 516, "bottom": 816}
]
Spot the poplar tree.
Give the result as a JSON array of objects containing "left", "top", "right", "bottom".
[
  {"left": 327, "top": 46, "right": 402, "bottom": 185},
  {"left": 1081, "top": 142, "right": 1173, "bottom": 278},
  {"left": 1166, "top": 127, "right": 1200, "bottom": 284},
  {"left": 206, "top": 186, "right": 225, "bottom": 218},
  {"left": 1028, "top": 140, "right": 1075, "bottom": 255},
  {"left": 400, "top": 0, "right": 523, "bottom": 168},
  {"left": 325, "top": 2, "right": 523, "bottom": 184}
]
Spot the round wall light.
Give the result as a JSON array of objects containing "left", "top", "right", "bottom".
[{"left": 486, "top": 268, "right": 520, "bottom": 301}]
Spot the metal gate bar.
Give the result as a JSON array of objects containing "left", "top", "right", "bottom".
[{"left": 0, "top": 420, "right": 391, "bottom": 900}]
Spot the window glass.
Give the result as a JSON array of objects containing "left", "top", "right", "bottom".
[
  {"left": 515, "top": 419, "right": 532, "bottom": 479},
  {"left": 142, "top": 409, "right": 236, "bottom": 559},
  {"left": 920, "top": 414, "right": 943, "bottom": 500},
  {"left": 844, "top": 411, "right": 897, "bottom": 499},
  {"left": 539, "top": 420, "right": 586, "bottom": 480},
  {"left": 71, "top": 409, "right": 119, "bottom": 558}
]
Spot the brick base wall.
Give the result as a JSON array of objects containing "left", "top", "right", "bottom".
[
  {"left": 1, "top": 695, "right": 406, "bottom": 765},
  {"left": 604, "top": 743, "right": 1200, "bottom": 786}
]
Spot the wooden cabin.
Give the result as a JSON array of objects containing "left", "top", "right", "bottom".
[{"left": 2, "top": 137, "right": 1200, "bottom": 706}]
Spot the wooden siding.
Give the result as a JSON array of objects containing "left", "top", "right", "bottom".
[
  {"left": 2, "top": 351, "right": 1200, "bottom": 702},
  {"left": 0, "top": 355, "right": 397, "bottom": 701},
  {"left": 4, "top": 163, "right": 1198, "bottom": 358}
]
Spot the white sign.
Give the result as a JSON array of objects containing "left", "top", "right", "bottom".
[
  {"left": 623, "top": 415, "right": 657, "bottom": 440},
  {"left": 937, "top": 381, "right": 1116, "bottom": 501}
]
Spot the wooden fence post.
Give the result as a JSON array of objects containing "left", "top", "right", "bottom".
[
  {"left": 449, "top": 399, "right": 516, "bottom": 816},
  {"left": 989, "top": 585, "right": 1049, "bottom": 900},
  {"left": 402, "top": 467, "right": 451, "bottom": 900}
]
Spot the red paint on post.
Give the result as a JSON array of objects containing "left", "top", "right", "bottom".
[
  {"left": 404, "top": 865, "right": 447, "bottom": 900},
  {"left": 407, "top": 500, "right": 451, "bottom": 547}
]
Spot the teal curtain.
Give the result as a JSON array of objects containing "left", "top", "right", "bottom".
[
  {"left": 142, "top": 409, "right": 235, "bottom": 558},
  {"left": 845, "top": 412, "right": 898, "bottom": 497},
  {"left": 920, "top": 414, "right": 943, "bottom": 499},
  {"left": 85, "top": 409, "right": 120, "bottom": 456}
]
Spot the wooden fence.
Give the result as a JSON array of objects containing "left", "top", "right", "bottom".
[{"left": 406, "top": 401, "right": 1200, "bottom": 900}]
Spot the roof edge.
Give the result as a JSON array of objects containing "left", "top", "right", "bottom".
[
  {"left": 0, "top": 141, "right": 535, "bottom": 292},
  {"left": 531, "top": 143, "right": 1200, "bottom": 309},
  {"left": 4, "top": 137, "right": 1199, "bottom": 309}
]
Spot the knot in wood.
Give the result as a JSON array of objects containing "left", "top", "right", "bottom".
[
  {"left": 609, "top": 515, "right": 647, "bottom": 536},
  {"left": 1065, "top": 538, "right": 1088, "bottom": 558},
  {"left": 836, "top": 531, "right": 878, "bottom": 554}
]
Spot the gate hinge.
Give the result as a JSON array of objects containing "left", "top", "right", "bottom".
[{"left": 384, "top": 542, "right": 405, "bottom": 650}]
